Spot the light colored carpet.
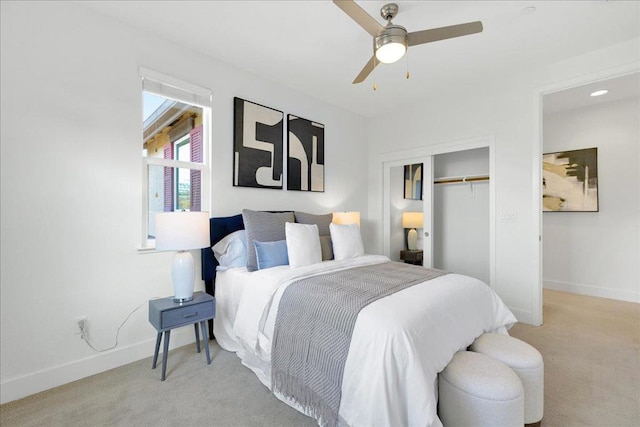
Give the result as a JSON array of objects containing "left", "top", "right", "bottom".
[
  {"left": 1, "top": 289, "right": 638, "bottom": 426},
  {"left": 510, "top": 289, "right": 640, "bottom": 427},
  {"left": 0, "top": 344, "right": 315, "bottom": 427}
]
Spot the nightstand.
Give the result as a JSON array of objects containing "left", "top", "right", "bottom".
[
  {"left": 400, "top": 249, "right": 423, "bottom": 265},
  {"left": 148, "top": 291, "right": 215, "bottom": 381}
]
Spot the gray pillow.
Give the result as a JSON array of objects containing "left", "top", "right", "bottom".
[
  {"left": 294, "top": 211, "right": 332, "bottom": 236},
  {"left": 319, "top": 235, "right": 334, "bottom": 261},
  {"left": 242, "top": 209, "right": 294, "bottom": 272}
]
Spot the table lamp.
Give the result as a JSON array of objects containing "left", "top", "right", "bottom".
[
  {"left": 155, "top": 211, "right": 210, "bottom": 303},
  {"left": 402, "top": 211, "right": 423, "bottom": 251},
  {"left": 332, "top": 211, "right": 361, "bottom": 227}
]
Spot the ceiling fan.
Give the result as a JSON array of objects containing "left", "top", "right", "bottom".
[{"left": 333, "top": 0, "right": 483, "bottom": 84}]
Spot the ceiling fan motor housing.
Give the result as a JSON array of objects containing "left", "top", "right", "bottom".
[
  {"left": 374, "top": 25, "right": 408, "bottom": 63},
  {"left": 380, "top": 3, "right": 399, "bottom": 21}
]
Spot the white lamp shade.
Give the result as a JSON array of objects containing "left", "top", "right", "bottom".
[
  {"left": 155, "top": 211, "right": 210, "bottom": 251},
  {"left": 333, "top": 211, "right": 361, "bottom": 227},
  {"left": 402, "top": 211, "right": 423, "bottom": 229}
]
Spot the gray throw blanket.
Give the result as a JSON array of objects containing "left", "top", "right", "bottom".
[{"left": 271, "top": 261, "right": 447, "bottom": 427}]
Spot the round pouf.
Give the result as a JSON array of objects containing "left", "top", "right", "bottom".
[
  {"left": 438, "top": 351, "right": 524, "bottom": 427},
  {"left": 470, "top": 333, "right": 544, "bottom": 425}
]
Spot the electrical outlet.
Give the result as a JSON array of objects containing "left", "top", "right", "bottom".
[{"left": 74, "top": 316, "right": 87, "bottom": 335}]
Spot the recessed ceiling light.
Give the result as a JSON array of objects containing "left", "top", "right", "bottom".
[
  {"left": 521, "top": 6, "right": 536, "bottom": 15},
  {"left": 590, "top": 90, "right": 609, "bottom": 97}
]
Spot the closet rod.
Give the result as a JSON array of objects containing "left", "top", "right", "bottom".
[{"left": 434, "top": 175, "right": 490, "bottom": 185}]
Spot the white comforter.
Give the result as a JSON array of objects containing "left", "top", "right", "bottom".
[{"left": 214, "top": 255, "right": 517, "bottom": 427}]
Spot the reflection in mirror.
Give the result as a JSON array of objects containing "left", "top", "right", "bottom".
[
  {"left": 404, "top": 163, "right": 423, "bottom": 200},
  {"left": 391, "top": 165, "right": 423, "bottom": 261}
]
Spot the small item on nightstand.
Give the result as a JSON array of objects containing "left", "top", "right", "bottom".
[{"left": 400, "top": 249, "right": 423, "bottom": 265}]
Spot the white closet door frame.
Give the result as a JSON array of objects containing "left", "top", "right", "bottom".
[{"left": 380, "top": 134, "right": 496, "bottom": 289}]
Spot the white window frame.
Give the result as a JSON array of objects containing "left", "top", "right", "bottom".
[
  {"left": 173, "top": 134, "right": 192, "bottom": 211},
  {"left": 139, "top": 67, "right": 211, "bottom": 251}
]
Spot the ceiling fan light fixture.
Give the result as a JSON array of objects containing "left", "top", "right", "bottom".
[
  {"left": 374, "top": 25, "right": 407, "bottom": 64},
  {"left": 335, "top": 1, "right": 483, "bottom": 84}
]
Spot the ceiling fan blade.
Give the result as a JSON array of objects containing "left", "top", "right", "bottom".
[
  {"left": 333, "top": 0, "right": 384, "bottom": 37},
  {"left": 408, "top": 21, "right": 483, "bottom": 46},
  {"left": 353, "top": 56, "right": 377, "bottom": 84}
]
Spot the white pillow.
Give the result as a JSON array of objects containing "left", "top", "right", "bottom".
[
  {"left": 212, "top": 230, "right": 247, "bottom": 271},
  {"left": 330, "top": 223, "right": 364, "bottom": 260},
  {"left": 285, "top": 222, "right": 322, "bottom": 268}
]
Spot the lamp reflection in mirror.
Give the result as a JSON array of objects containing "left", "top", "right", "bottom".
[
  {"left": 402, "top": 211, "right": 423, "bottom": 250},
  {"left": 155, "top": 211, "right": 210, "bottom": 303},
  {"left": 332, "top": 211, "right": 361, "bottom": 227}
]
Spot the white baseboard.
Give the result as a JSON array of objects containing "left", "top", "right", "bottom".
[
  {"left": 0, "top": 328, "right": 196, "bottom": 404},
  {"left": 508, "top": 306, "right": 534, "bottom": 325},
  {"left": 544, "top": 280, "right": 640, "bottom": 304}
]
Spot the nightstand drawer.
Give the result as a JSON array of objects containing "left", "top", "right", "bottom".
[{"left": 161, "top": 301, "right": 214, "bottom": 329}]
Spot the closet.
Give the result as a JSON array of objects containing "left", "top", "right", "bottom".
[
  {"left": 383, "top": 140, "right": 492, "bottom": 285},
  {"left": 433, "top": 147, "right": 490, "bottom": 284}
]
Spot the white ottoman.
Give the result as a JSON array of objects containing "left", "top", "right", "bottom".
[
  {"left": 470, "top": 333, "right": 544, "bottom": 426},
  {"left": 438, "top": 351, "right": 524, "bottom": 427}
]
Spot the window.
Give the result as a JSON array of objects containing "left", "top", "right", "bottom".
[{"left": 140, "top": 68, "right": 211, "bottom": 249}]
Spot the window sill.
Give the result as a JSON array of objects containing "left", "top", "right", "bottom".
[{"left": 137, "top": 247, "right": 159, "bottom": 254}]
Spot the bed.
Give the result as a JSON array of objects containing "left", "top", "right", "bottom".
[{"left": 201, "top": 210, "right": 517, "bottom": 427}]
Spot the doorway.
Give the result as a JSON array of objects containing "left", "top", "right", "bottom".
[{"left": 533, "top": 64, "right": 640, "bottom": 325}]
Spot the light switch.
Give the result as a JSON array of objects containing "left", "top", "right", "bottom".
[{"left": 498, "top": 212, "right": 517, "bottom": 222}]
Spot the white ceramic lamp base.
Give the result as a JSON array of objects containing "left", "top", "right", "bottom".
[
  {"left": 172, "top": 251, "right": 195, "bottom": 303},
  {"left": 407, "top": 228, "right": 418, "bottom": 250}
]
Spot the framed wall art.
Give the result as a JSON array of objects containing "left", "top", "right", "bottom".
[
  {"left": 287, "top": 114, "right": 325, "bottom": 192},
  {"left": 404, "top": 163, "right": 423, "bottom": 200},
  {"left": 233, "top": 97, "right": 284, "bottom": 189},
  {"left": 542, "top": 147, "right": 598, "bottom": 212}
]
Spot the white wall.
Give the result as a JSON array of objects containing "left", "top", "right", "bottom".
[
  {"left": 543, "top": 97, "right": 640, "bottom": 302},
  {"left": 0, "top": 2, "right": 367, "bottom": 403},
  {"left": 367, "top": 38, "right": 640, "bottom": 325}
]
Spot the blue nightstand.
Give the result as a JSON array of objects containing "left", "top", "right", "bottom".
[{"left": 148, "top": 291, "right": 215, "bottom": 381}]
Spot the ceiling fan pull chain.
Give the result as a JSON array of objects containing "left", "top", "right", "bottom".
[
  {"left": 406, "top": 49, "right": 410, "bottom": 80},
  {"left": 373, "top": 56, "right": 378, "bottom": 91}
]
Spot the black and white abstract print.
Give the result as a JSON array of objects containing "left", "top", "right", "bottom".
[
  {"left": 287, "top": 114, "right": 325, "bottom": 192},
  {"left": 233, "top": 97, "right": 284, "bottom": 189}
]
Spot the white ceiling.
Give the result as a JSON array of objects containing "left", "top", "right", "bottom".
[
  {"left": 543, "top": 71, "right": 640, "bottom": 115},
  {"left": 82, "top": 1, "right": 640, "bottom": 118}
]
